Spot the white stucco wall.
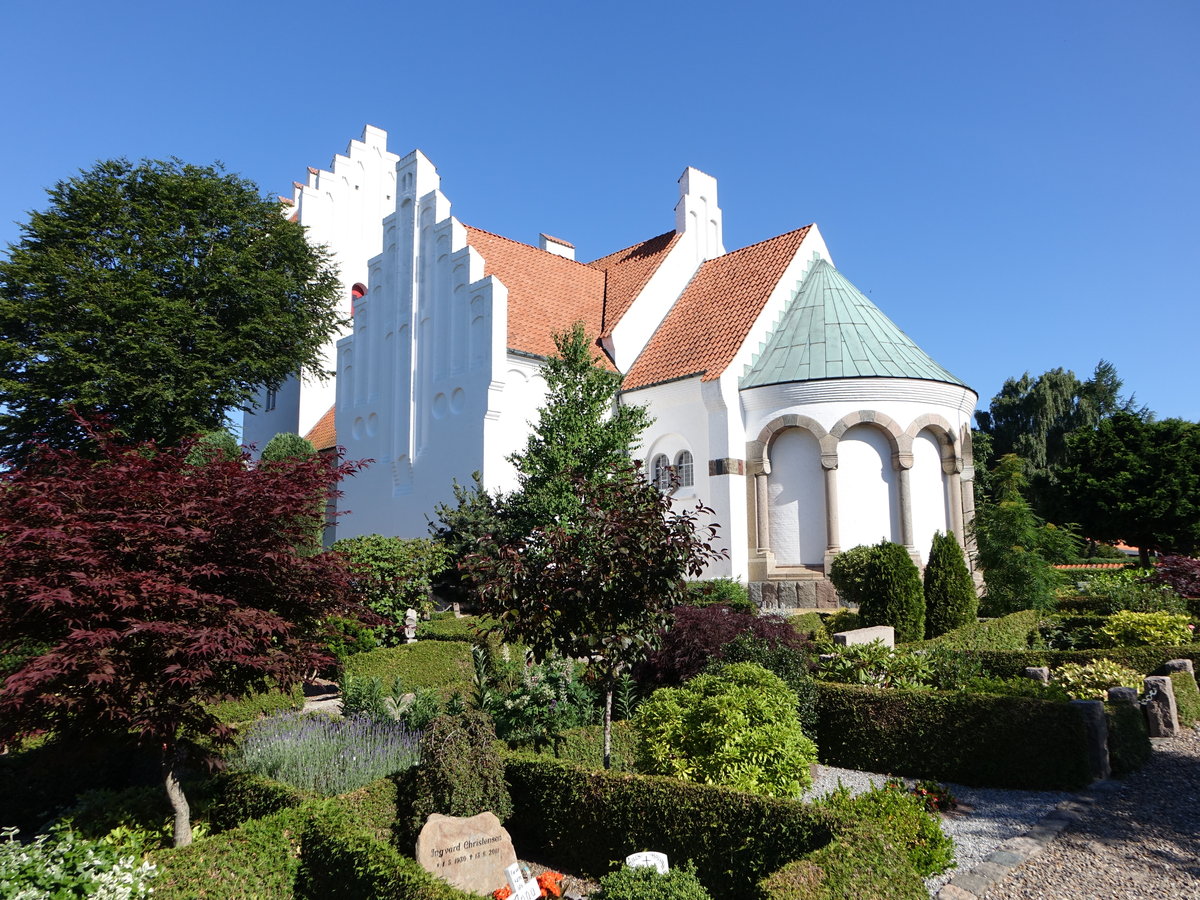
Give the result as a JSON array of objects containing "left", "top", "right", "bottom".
[{"left": 244, "top": 126, "right": 400, "bottom": 452}]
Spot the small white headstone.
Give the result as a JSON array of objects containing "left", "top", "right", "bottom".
[
  {"left": 505, "top": 863, "right": 541, "bottom": 900},
  {"left": 625, "top": 850, "right": 669, "bottom": 874}
]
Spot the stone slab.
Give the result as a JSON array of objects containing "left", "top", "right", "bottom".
[
  {"left": 1143, "top": 675, "right": 1179, "bottom": 737},
  {"left": 415, "top": 812, "right": 517, "bottom": 894},
  {"left": 832, "top": 625, "right": 895, "bottom": 648}
]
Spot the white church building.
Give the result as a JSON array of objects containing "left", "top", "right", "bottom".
[{"left": 244, "top": 127, "right": 978, "bottom": 607}]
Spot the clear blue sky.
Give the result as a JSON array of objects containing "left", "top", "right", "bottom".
[{"left": 3, "top": 1, "right": 1197, "bottom": 421}]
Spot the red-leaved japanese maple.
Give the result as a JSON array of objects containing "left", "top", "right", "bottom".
[{"left": 0, "top": 427, "right": 366, "bottom": 846}]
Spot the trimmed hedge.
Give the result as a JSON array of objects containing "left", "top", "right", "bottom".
[
  {"left": 207, "top": 683, "right": 306, "bottom": 726},
  {"left": 414, "top": 614, "right": 492, "bottom": 642},
  {"left": 759, "top": 820, "right": 928, "bottom": 900},
  {"left": 913, "top": 609, "right": 1041, "bottom": 651},
  {"left": 295, "top": 804, "right": 481, "bottom": 899},
  {"left": 209, "top": 772, "right": 313, "bottom": 832},
  {"left": 152, "top": 806, "right": 308, "bottom": 899},
  {"left": 1105, "top": 701, "right": 1151, "bottom": 777},
  {"left": 1170, "top": 671, "right": 1200, "bottom": 728},
  {"left": 343, "top": 641, "right": 474, "bottom": 696},
  {"left": 814, "top": 683, "right": 1093, "bottom": 789},
  {"left": 504, "top": 756, "right": 837, "bottom": 900},
  {"left": 538, "top": 721, "right": 639, "bottom": 772},
  {"left": 966, "top": 646, "right": 1200, "bottom": 680}
]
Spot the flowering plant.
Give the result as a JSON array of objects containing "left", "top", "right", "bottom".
[
  {"left": 492, "top": 870, "right": 564, "bottom": 899},
  {"left": 907, "top": 779, "right": 958, "bottom": 813}
]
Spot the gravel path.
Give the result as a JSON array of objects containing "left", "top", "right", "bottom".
[{"left": 982, "top": 727, "right": 1200, "bottom": 900}]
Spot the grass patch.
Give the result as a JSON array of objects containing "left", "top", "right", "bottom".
[
  {"left": 343, "top": 641, "right": 474, "bottom": 696},
  {"left": 1169, "top": 671, "right": 1200, "bottom": 728}
]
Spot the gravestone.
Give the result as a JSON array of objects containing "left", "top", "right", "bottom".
[
  {"left": 626, "top": 850, "right": 669, "bottom": 874},
  {"left": 832, "top": 625, "right": 895, "bottom": 648},
  {"left": 415, "top": 812, "right": 517, "bottom": 894},
  {"left": 1022, "top": 666, "right": 1050, "bottom": 684},
  {"left": 1143, "top": 675, "right": 1179, "bottom": 737}
]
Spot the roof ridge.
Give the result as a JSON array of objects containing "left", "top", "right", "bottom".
[
  {"left": 587, "top": 230, "right": 678, "bottom": 268},
  {"left": 719, "top": 224, "right": 814, "bottom": 259},
  {"left": 462, "top": 224, "right": 596, "bottom": 271}
]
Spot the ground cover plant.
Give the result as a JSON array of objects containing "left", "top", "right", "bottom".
[
  {"left": 231, "top": 712, "right": 420, "bottom": 796},
  {"left": 593, "top": 861, "right": 712, "bottom": 899},
  {"left": 0, "top": 425, "right": 365, "bottom": 846},
  {"left": 1, "top": 824, "right": 159, "bottom": 899},
  {"left": 1049, "top": 660, "right": 1143, "bottom": 700}
]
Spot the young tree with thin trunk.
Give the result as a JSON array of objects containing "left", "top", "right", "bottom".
[
  {"left": 462, "top": 464, "right": 726, "bottom": 769},
  {"left": 0, "top": 425, "right": 364, "bottom": 846}
]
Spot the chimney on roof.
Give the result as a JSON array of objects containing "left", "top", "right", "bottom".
[{"left": 539, "top": 233, "right": 575, "bottom": 261}]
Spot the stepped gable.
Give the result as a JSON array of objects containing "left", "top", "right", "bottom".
[
  {"left": 463, "top": 226, "right": 610, "bottom": 366},
  {"left": 740, "top": 258, "right": 965, "bottom": 388},
  {"left": 304, "top": 404, "right": 337, "bottom": 452},
  {"left": 586, "top": 230, "right": 680, "bottom": 336},
  {"left": 622, "top": 226, "right": 811, "bottom": 391}
]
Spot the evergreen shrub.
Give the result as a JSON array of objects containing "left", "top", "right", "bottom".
[
  {"left": 814, "top": 683, "right": 1092, "bottom": 789},
  {"left": 716, "top": 632, "right": 819, "bottom": 737},
  {"left": 209, "top": 772, "right": 312, "bottom": 832},
  {"left": 184, "top": 430, "right": 242, "bottom": 465},
  {"left": 633, "top": 663, "right": 818, "bottom": 798},
  {"left": 1169, "top": 671, "right": 1200, "bottom": 728},
  {"left": 829, "top": 542, "right": 924, "bottom": 643},
  {"left": 923, "top": 532, "right": 977, "bottom": 638},
  {"left": 343, "top": 642, "right": 474, "bottom": 696},
  {"left": 914, "top": 609, "right": 1043, "bottom": 651},
  {"left": 410, "top": 711, "right": 512, "bottom": 836},
  {"left": 1050, "top": 661, "right": 1143, "bottom": 700},
  {"left": 1098, "top": 611, "right": 1194, "bottom": 647},
  {"left": 259, "top": 432, "right": 316, "bottom": 462},
  {"left": 332, "top": 534, "right": 450, "bottom": 628}
]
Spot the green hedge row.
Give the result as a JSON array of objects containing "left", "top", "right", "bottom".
[
  {"left": 504, "top": 756, "right": 836, "bottom": 900},
  {"left": 209, "top": 772, "right": 314, "bottom": 832},
  {"left": 535, "top": 721, "right": 639, "bottom": 772},
  {"left": 343, "top": 642, "right": 474, "bottom": 696},
  {"left": 814, "top": 683, "right": 1093, "bottom": 789},
  {"left": 207, "top": 683, "right": 306, "bottom": 726},
  {"left": 1170, "top": 671, "right": 1200, "bottom": 728},
  {"left": 295, "top": 804, "right": 482, "bottom": 900},
  {"left": 967, "top": 646, "right": 1200, "bottom": 679},
  {"left": 911, "top": 609, "right": 1041, "bottom": 651},
  {"left": 415, "top": 615, "right": 493, "bottom": 643}
]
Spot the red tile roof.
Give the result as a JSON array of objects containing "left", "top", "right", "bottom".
[
  {"left": 622, "top": 226, "right": 811, "bottom": 391},
  {"left": 464, "top": 226, "right": 610, "bottom": 365},
  {"left": 304, "top": 405, "right": 337, "bottom": 452},
  {"left": 587, "top": 231, "right": 680, "bottom": 337}
]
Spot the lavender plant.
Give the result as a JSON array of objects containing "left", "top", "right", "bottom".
[{"left": 231, "top": 712, "right": 420, "bottom": 795}]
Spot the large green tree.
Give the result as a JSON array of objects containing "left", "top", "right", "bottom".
[
  {"left": 0, "top": 158, "right": 343, "bottom": 460},
  {"left": 974, "top": 360, "right": 1143, "bottom": 519},
  {"left": 1059, "top": 412, "right": 1200, "bottom": 566},
  {"left": 506, "top": 321, "right": 652, "bottom": 534}
]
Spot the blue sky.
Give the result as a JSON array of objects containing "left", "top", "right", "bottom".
[{"left": 4, "top": 1, "right": 1197, "bottom": 421}]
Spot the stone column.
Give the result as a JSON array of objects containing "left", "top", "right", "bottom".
[
  {"left": 947, "top": 470, "right": 965, "bottom": 546},
  {"left": 1143, "top": 675, "right": 1179, "bottom": 737},
  {"left": 822, "top": 462, "right": 840, "bottom": 571},
  {"left": 755, "top": 472, "right": 770, "bottom": 552},
  {"left": 897, "top": 464, "right": 915, "bottom": 552},
  {"left": 960, "top": 469, "right": 978, "bottom": 562}
]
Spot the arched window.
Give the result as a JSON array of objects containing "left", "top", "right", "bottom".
[
  {"left": 651, "top": 453, "right": 671, "bottom": 492},
  {"left": 674, "top": 450, "right": 694, "bottom": 487}
]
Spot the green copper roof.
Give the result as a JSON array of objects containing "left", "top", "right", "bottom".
[{"left": 740, "top": 258, "right": 965, "bottom": 389}]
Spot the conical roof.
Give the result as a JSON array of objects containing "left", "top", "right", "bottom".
[{"left": 741, "top": 258, "right": 965, "bottom": 389}]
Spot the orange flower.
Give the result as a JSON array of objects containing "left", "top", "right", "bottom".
[
  {"left": 492, "top": 888, "right": 513, "bottom": 900},
  {"left": 537, "top": 871, "right": 565, "bottom": 898}
]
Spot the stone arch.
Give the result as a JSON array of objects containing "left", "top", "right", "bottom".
[
  {"left": 748, "top": 414, "right": 832, "bottom": 476},
  {"left": 829, "top": 410, "right": 909, "bottom": 468},
  {"left": 904, "top": 413, "right": 961, "bottom": 474}
]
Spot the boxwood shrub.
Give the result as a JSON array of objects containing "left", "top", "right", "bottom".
[
  {"left": 504, "top": 756, "right": 837, "bottom": 900},
  {"left": 1169, "top": 671, "right": 1200, "bottom": 728},
  {"left": 343, "top": 642, "right": 474, "bottom": 696},
  {"left": 814, "top": 683, "right": 1092, "bottom": 789},
  {"left": 967, "top": 647, "right": 1200, "bottom": 680},
  {"left": 209, "top": 772, "right": 313, "bottom": 832},
  {"left": 912, "top": 609, "right": 1041, "bottom": 651}
]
